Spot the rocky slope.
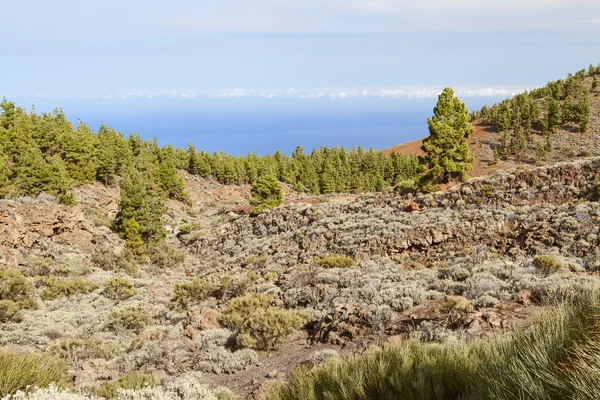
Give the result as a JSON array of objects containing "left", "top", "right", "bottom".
[{"left": 1, "top": 158, "right": 600, "bottom": 398}]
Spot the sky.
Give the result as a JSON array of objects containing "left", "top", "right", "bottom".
[{"left": 2, "top": 1, "right": 600, "bottom": 153}]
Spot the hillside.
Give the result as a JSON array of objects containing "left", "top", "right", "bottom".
[
  {"left": 382, "top": 75, "right": 600, "bottom": 179},
  {"left": 1, "top": 68, "right": 600, "bottom": 400},
  {"left": 2, "top": 156, "right": 600, "bottom": 398}
]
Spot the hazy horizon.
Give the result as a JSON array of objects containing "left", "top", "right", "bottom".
[{"left": 3, "top": 0, "right": 600, "bottom": 154}]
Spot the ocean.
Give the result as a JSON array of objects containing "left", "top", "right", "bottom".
[{"left": 25, "top": 96, "right": 506, "bottom": 155}]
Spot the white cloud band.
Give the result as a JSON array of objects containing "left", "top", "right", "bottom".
[{"left": 10, "top": 87, "right": 527, "bottom": 101}]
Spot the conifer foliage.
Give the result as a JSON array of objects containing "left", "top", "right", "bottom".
[
  {"left": 250, "top": 176, "right": 283, "bottom": 215},
  {"left": 474, "top": 65, "right": 596, "bottom": 160},
  {"left": 183, "top": 145, "right": 419, "bottom": 194},
  {"left": 420, "top": 88, "right": 475, "bottom": 188}
]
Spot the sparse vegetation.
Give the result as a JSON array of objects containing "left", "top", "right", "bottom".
[
  {"left": 1, "top": 65, "right": 600, "bottom": 399},
  {"left": 270, "top": 289, "right": 600, "bottom": 400},
  {"left": 90, "top": 372, "right": 154, "bottom": 399}
]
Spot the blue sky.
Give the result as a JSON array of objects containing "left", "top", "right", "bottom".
[
  {"left": 2, "top": 1, "right": 600, "bottom": 154},
  {"left": 3, "top": 0, "right": 600, "bottom": 100}
]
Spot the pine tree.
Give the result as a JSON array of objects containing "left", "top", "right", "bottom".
[
  {"left": 547, "top": 98, "right": 562, "bottom": 132},
  {"left": 116, "top": 167, "right": 152, "bottom": 238},
  {"left": 124, "top": 218, "right": 146, "bottom": 262},
  {"left": 420, "top": 88, "right": 475, "bottom": 187},
  {"left": 95, "top": 125, "right": 118, "bottom": 186},
  {"left": 0, "top": 154, "right": 12, "bottom": 197},
  {"left": 59, "top": 121, "right": 96, "bottom": 184},
  {"left": 250, "top": 176, "right": 282, "bottom": 215},
  {"left": 156, "top": 145, "right": 187, "bottom": 201},
  {"left": 0, "top": 98, "right": 16, "bottom": 130},
  {"left": 319, "top": 159, "right": 337, "bottom": 194}
]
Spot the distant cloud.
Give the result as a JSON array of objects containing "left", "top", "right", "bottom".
[{"left": 14, "top": 87, "right": 527, "bottom": 101}]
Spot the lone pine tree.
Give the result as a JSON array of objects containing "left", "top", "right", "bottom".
[
  {"left": 420, "top": 88, "right": 475, "bottom": 188},
  {"left": 250, "top": 175, "right": 282, "bottom": 216}
]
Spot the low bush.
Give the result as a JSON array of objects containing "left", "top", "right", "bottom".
[
  {"left": 310, "top": 350, "right": 340, "bottom": 367},
  {"left": 90, "top": 372, "right": 154, "bottom": 399},
  {"left": 168, "top": 279, "right": 213, "bottom": 311},
  {"left": 49, "top": 338, "right": 119, "bottom": 368},
  {"left": 242, "top": 255, "right": 267, "bottom": 267},
  {"left": 105, "top": 306, "right": 150, "bottom": 333},
  {"left": 532, "top": 255, "right": 562, "bottom": 275},
  {"left": 214, "top": 387, "right": 234, "bottom": 400},
  {"left": 214, "top": 273, "right": 259, "bottom": 301},
  {"left": 4, "top": 377, "right": 219, "bottom": 400},
  {"left": 0, "top": 300, "right": 23, "bottom": 323},
  {"left": 91, "top": 246, "right": 139, "bottom": 277},
  {"left": 103, "top": 278, "right": 136, "bottom": 301},
  {"left": 0, "top": 349, "right": 68, "bottom": 397},
  {"left": 0, "top": 269, "right": 37, "bottom": 309},
  {"left": 223, "top": 294, "right": 307, "bottom": 350},
  {"left": 117, "top": 375, "right": 218, "bottom": 400},
  {"left": 480, "top": 184, "right": 495, "bottom": 198},
  {"left": 22, "top": 257, "right": 53, "bottom": 277},
  {"left": 40, "top": 278, "right": 98, "bottom": 301},
  {"left": 147, "top": 244, "right": 185, "bottom": 269},
  {"left": 315, "top": 255, "right": 357, "bottom": 269},
  {"left": 193, "top": 328, "right": 259, "bottom": 374}
]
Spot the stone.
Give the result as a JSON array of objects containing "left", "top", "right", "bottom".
[
  {"left": 514, "top": 290, "right": 534, "bottom": 306},
  {"left": 192, "top": 307, "right": 222, "bottom": 331}
]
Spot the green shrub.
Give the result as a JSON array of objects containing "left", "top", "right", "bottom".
[
  {"left": 532, "top": 255, "right": 562, "bottom": 275},
  {"left": 194, "top": 330, "right": 259, "bottom": 374},
  {"left": 147, "top": 243, "right": 185, "bottom": 269},
  {"left": 480, "top": 184, "right": 495, "bottom": 198},
  {"left": 105, "top": 306, "right": 150, "bottom": 333},
  {"left": 0, "top": 269, "right": 37, "bottom": 309},
  {"left": 84, "top": 207, "right": 112, "bottom": 228},
  {"left": 0, "top": 300, "right": 22, "bottom": 323},
  {"left": 215, "top": 387, "right": 234, "bottom": 400},
  {"left": 223, "top": 294, "right": 306, "bottom": 350},
  {"left": 178, "top": 222, "right": 202, "bottom": 236},
  {"left": 243, "top": 255, "right": 267, "bottom": 267},
  {"left": 215, "top": 273, "right": 259, "bottom": 300},
  {"left": 90, "top": 372, "right": 154, "bottom": 399},
  {"left": 0, "top": 349, "right": 68, "bottom": 397},
  {"left": 49, "top": 338, "right": 119, "bottom": 368},
  {"left": 22, "top": 256, "right": 53, "bottom": 277},
  {"left": 394, "top": 179, "right": 417, "bottom": 193},
  {"left": 168, "top": 279, "right": 213, "bottom": 310},
  {"left": 315, "top": 254, "right": 357, "bottom": 269},
  {"left": 40, "top": 278, "right": 98, "bottom": 301},
  {"left": 103, "top": 277, "right": 136, "bottom": 301},
  {"left": 91, "top": 246, "right": 139, "bottom": 277}
]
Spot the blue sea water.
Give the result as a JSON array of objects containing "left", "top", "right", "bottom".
[{"left": 27, "top": 97, "right": 505, "bottom": 156}]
